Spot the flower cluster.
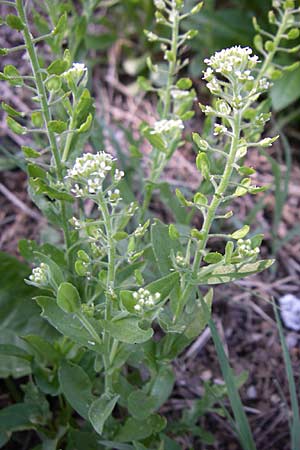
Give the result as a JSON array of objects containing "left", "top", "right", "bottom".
[
  {"left": 151, "top": 119, "right": 184, "bottom": 135},
  {"left": 29, "top": 263, "right": 49, "bottom": 286},
  {"left": 133, "top": 288, "right": 161, "bottom": 313},
  {"left": 62, "top": 62, "right": 88, "bottom": 88},
  {"left": 237, "top": 239, "right": 259, "bottom": 259},
  {"left": 203, "top": 46, "right": 269, "bottom": 110},
  {"left": 66, "top": 152, "right": 119, "bottom": 197},
  {"left": 204, "top": 46, "right": 258, "bottom": 76}
]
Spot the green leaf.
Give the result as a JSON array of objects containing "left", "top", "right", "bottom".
[
  {"left": 151, "top": 220, "right": 182, "bottom": 275},
  {"left": 22, "top": 146, "right": 40, "bottom": 159},
  {"left": 85, "top": 32, "right": 117, "bottom": 50},
  {"left": 89, "top": 394, "right": 120, "bottom": 435},
  {"left": 59, "top": 361, "right": 95, "bottom": 420},
  {"left": 75, "top": 88, "right": 93, "bottom": 126},
  {"left": 0, "top": 344, "right": 31, "bottom": 361},
  {"left": 102, "top": 317, "right": 153, "bottom": 344},
  {"left": 196, "top": 152, "right": 210, "bottom": 179},
  {"left": 158, "top": 182, "right": 191, "bottom": 224},
  {"left": 28, "top": 163, "right": 47, "bottom": 180},
  {"left": 77, "top": 113, "right": 93, "bottom": 133},
  {"left": 150, "top": 365, "right": 175, "bottom": 410},
  {"left": 6, "top": 14, "right": 24, "bottom": 31},
  {"left": 176, "top": 77, "right": 192, "bottom": 89},
  {"left": 271, "top": 66, "right": 300, "bottom": 111},
  {"left": 36, "top": 296, "right": 102, "bottom": 351},
  {"left": 48, "top": 120, "right": 67, "bottom": 134},
  {"left": 0, "top": 251, "right": 56, "bottom": 377},
  {"left": 196, "top": 259, "right": 274, "bottom": 285},
  {"left": 0, "top": 404, "right": 36, "bottom": 433},
  {"left": 1, "top": 102, "right": 23, "bottom": 117},
  {"left": 47, "top": 59, "right": 68, "bottom": 75},
  {"left": 168, "top": 224, "right": 180, "bottom": 240},
  {"left": 57, "top": 282, "right": 81, "bottom": 313},
  {"left": 0, "top": 330, "right": 32, "bottom": 378},
  {"left": 22, "top": 335, "right": 60, "bottom": 365},
  {"left": 184, "top": 288, "right": 213, "bottom": 339},
  {"left": 3, "top": 65, "right": 23, "bottom": 86},
  {"left": 194, "top": 192, "right": 208, "bottom": 206},
  {"left": 30, "top": 178, "right": 74, "bottom": 202},
  {"left": 145, "top": 272, "right": 179, "bottom": 301},
  {"left": 204, "top": 252, "right": 223, "bottom": 264},
  {"left": 52, "top": 13, "right": 67, "bottom": 36},
  {"left": 230, "top": 225, "right": 250, "bottom": 239},
  {"left": 7, "top": 117, "right": 26, "bottom": 135},
  {"left": 127, "top": 390, "right": 157, "bottom": 420},
  {"left": 141, "top": 125, "right": 167, "bottom": 153},
  {"left": 114, "top": 415, "right": 166, "bottom": 442}
]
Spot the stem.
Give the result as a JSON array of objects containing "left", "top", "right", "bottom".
[
  {"left": 62, "top": 94, "right": 77, "bottom": 162},
  {"left": 174, "top": 111, "right": 242, "bottom": 321},
  {"left": 97, "top": 191, "right": 116, "bottom": 392},
  {"left": 77, "top": 311, "right": 102, "bottom": 346},
  {"left": 15, "top": 0, "right": 71, "bottom": 249},
  {"left": 141, "top": 2, "right": 180, "bottom": 216}
]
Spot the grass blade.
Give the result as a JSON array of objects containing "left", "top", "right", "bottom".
[
  {"left": 273, "top": 299, "right": 300, "bottom": 450},
  {"left": 201, "top": 299, "right": 256, "bottom": 450}
]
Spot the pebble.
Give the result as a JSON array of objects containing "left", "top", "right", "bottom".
[{"left": 279, "top": 294, "right": 300, "bottom": 331}]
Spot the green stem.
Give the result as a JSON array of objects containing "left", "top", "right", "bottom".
[
  {"left": 62, "top": 93, "right": 77, "bottom": 162},
  {"left": 77, "top": 311, "right": 102, "bottom": 346},
  {"left": 141, "top": 3, "right": 180, "bottom": 215},
  {"left": 98, "top": 191, "right": 116, "bottom": 392},
  {"left": 15, "top": 0, "right": 71, "bottom": 250},
  {"left": 174, "top": 112, "right": 242, "bottom": 321}
]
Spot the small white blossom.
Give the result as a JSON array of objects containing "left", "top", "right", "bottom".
[
  {"left": 206, "top": 78, "right": 221, "bottom": 95},
  {"left": 154, "top": 0, "right": 165, "bottom": 9},
  {"left": 107, "top": 189, "right": 121, "bottom": 205},
  {"left": 114, "top": 168, "right": 124, "bottom": 183},
  {"left": 258, "top": 78, "right": 270, "bottom": 90},
  {"left": 214, "top": 124, "right": 228, "bottom": 136},
  {"left": 237, "top": 239, "right": 259, "bottom": 258},
  {"left": 171, "top": 89, "right": 190, "bottom": 100},
  {"left": 66, "top": 152, "right": 115, "bottom": 196},
  {"left": 62, "top": 62, "right": 88, "bottom": 87},
  {"left": 204, "top": 46, "right": 256, "bottom": 75},
  {"left": 70, "top": 216, "right": 81, "bottom": 229},
  {"left": 133, "top": 288, "right": 161, "bottom": 313},
  {"left": 152, "top": 119, "right": 184, "bottom": 135},
  {"left": 29, "top": 263, "right": 49, "bottom": 286}
]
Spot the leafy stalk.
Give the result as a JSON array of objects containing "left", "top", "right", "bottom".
[
  {"left": 15, "top": 0, "right": 71, "bottom": 249},
  {"left": 141, "top": 0, "right": 202, "bottom": 216}
]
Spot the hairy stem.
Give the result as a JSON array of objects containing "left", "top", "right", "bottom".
[
  {"left": 141, "top": 2, "right": 180, "bottom": 215},
  {"left": 174, "top": 112, "right": 241, "bottom": 321},
  {"left": 15, "top": 0, "right": 71, "bottom": 249},
  {"left": 97, "top": 191, "right": 116, "bottom": 392}
]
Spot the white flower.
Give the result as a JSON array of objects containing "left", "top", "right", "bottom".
[
  {"left": 152, "top": 119, "right": 184, "bottom": 135},
  {"left": 154, "top": 0, "right": 165, "bottom": 9},
  {"left": 62, "top": 62, "right": 88, "bottom": 87},
  {"left": 132, "top": 288, "right": 161, "bottom": 314},
  {"left": 214, "top": 124, "right": 228, "bottom": 136},
  {"left": 107, "top": 189, "right": 121, "bottom": 205},
  {"left": 29, "top": 263, "right": 49, "bottom": 286},
  {"left": 237, "top": 239, "right": 259, "bottom": 258},
  {"left": 171, "top": 89, "right": 190, "bottom": 99},
  {"left": 205, "top": 46, "right": 255, "bottom": 74},
  {"left": 66, "top": 152, "right": 115, "bottom": 196},
  {"left": 114, "top": 168, "right": 124, "bottom": 183}
]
